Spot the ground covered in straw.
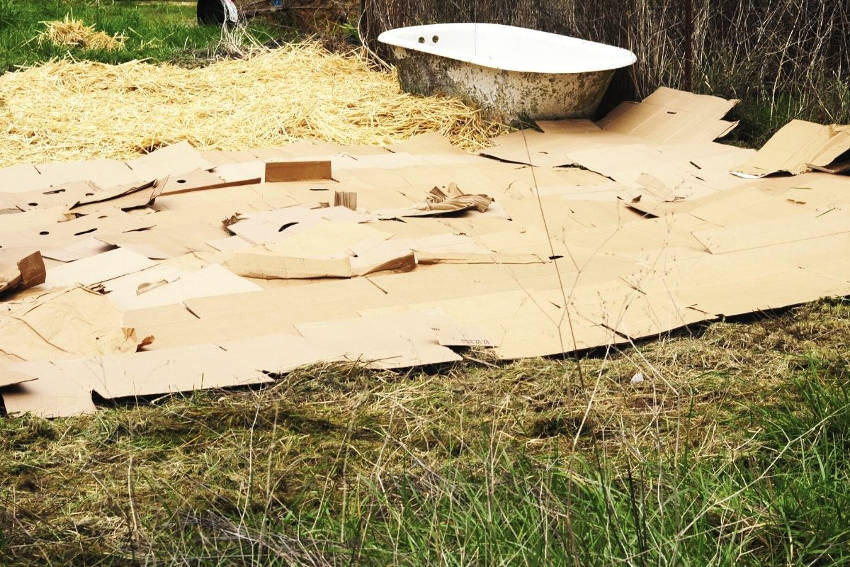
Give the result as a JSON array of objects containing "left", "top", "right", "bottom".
[{"left": 0, "top": 43, "right": 501, "bottom": 167}]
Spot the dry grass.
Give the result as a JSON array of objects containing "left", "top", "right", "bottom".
[
  {"left": 1, "top": 299, "right": 847, "bottom": 563},
  {"left": 0, "top": 42, "right": 503, "bottom": 168},
  {"left": 37, "top": 16, "right": 125, "bottom": 51}
]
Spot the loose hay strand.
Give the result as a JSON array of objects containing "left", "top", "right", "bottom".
[
  {"left": 0, "top": 43, "right": 505, "bottom": 167},
  {"left": 37, "top": 16, "right": 126, "bottom": 51}
]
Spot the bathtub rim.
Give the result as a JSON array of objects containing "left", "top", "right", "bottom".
[{"left": 377, "top": 23, "right": 637, "bottom": 75}]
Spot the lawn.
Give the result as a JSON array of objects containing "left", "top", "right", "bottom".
[
  {"left": 1, "top": 2, "right": 850, "bottom": 565},
  {"left": 0, "top": 0, "right": 287, "bottom": 72}
]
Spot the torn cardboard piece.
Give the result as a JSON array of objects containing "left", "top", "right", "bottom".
[
  {"left": 732, "top": 120, "right": 850, "bottom": 178},
  {"left": 225, "top": 221, "right": 401, "bottom": 279},
  {"left": 480, "top": 120, "right": 604, "bottom": 168},
  {"left": 69, "top": 177, "right": 166, "bottom": 213},
  {"left": 0, "top": 208, "right": 155, "bottom": 262},
  {"left": 0, "top": 251, "right": 46, "bottom": 296},
  {"left": 377, "top": 183, "right": 494, "bottom": 218},
  {"left": 1, "top": 359, "right": 99, "bottom": 417},
  {"left": 0, "top": 287, "right": 141, "bottom": 360}
]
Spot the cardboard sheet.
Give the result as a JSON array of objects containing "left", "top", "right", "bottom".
[
  {"left": 46, "top": 247, "right": 157, "bottom": 287},
  {"left": 732, "top": 120, "right": 850, "bottom": 178},
  {"left": 296, "top": 312, "right": 462, "bottom": 369},
  {"left": 226, "top": 253, "right": 354, "bottom": 279},
  {"left": 101, "top": 264, "right": 261, "bottom": 310},
  {"left": 2, "top": 127, "right": 850, "bottom": 418},
  {"left": 0, "top": 287, "right": 139, "bottom": 360},
  {"left": 692, "top": 208, "right": 850, "bottom": 254},
  {"left": 598, "top": 87, "right": 739, "bottom": 144},
  {"left": 125, "top": 141, "right": 215, "bottom": 178}
]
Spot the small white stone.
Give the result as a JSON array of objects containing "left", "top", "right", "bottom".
[{"left": 630, "top": 372, "right": 645, "bottom": 384}]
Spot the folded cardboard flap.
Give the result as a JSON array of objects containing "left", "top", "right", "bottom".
[
  {"left": 0, "top": 251, "right": 46, "bottom": 295},
  {"left": 265, "top": 160, "right": 333, "bottom": 182},
  {"left": 732, "top": 120, "right": 850, "bottom": 178},
  {"left": 70, "top": 177, "right": 166, "bottom": 212}
]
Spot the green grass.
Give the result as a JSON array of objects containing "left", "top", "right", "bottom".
[
  {"left": 1, "top": 300, "right": 848, "bottom": 564},
  {"left": 0, "top": 0, "right": 288, "bottom": 73}
]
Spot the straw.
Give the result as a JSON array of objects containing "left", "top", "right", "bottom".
[
  {"left": 37, "top": 17, "right": 126, "bottom": 51},
  {"left": 0, "top": 43, "right": 505, "bottom": 167}
]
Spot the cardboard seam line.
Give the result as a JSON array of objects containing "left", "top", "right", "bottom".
[{"left": 2, "top": 87, "right": 850, "bottom": 417}]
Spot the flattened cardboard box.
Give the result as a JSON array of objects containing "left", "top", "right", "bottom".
[{"left": 733, "top": 120, "right": 850, "bottom": 178}]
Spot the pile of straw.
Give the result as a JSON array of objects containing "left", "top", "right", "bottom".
[
  {"left": 0, "top": 44, "right": 503, "bottom": 167},
  {"left": 38, "top": 17, "right": 126, "bottom": 51}
]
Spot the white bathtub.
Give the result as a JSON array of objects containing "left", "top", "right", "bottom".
[{"left": 378, "top": 23, "right": 637, "bottom": 122}]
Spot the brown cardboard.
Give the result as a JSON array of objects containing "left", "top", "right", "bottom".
[
  {"left": 160, "top": 169, "right": 261, "bottom": 196},
  {"left": 732, "top": 120, "right": 850, "bottom": 178},
  {"left": 125, "top": 141, "right": 216, "bottom": 178},
  {"left": 69, "top": 177, "right": 166, "bottom": 213},
  {"left": 0, "top": 251, "right": 46, "bottom": 296},
  {"left": 3, "top": 116, "right": 850, "bottom": 418},
  {"left": 0, "top": 287, "right": 139, "bottom": 360},
  {"left": 599, "top": 87, "right": 739, "bottom": 144},
  {"left": 0, "top": 365, "right": 37, "bottom": 389},
  {"left": 1, "top": 359, "right": 98, "bottom": 417},
  {"left": 92, "top": 345, "right": 274, "bottom": 399},
  {"left": 3, "top": 181, "right": 94, "bottom": 211},
  {"left": 692, "top": 208, "right": 850, "bottom": 254},
  {"left": 265, "top": 160, "right": 333, "bottom": 182},
  {"left": 296, "top": 312, "right": 462, "bottom": 369},
  {"left": 226, "top": 253, "right": 353, "bottom": 279},
  {"left": 101, "top": 264, "right": 261, "bottom": 310},
  {"left": 46, "top": 247, "right": 157, "bottom": 288}
]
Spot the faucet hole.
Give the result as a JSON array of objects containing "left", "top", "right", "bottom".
[
  {"left": 432, "top": 35, "right": 439, "bottom": 43},
  {"left": 418, "top": 36, "right": 425, "bottom": 44}
]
